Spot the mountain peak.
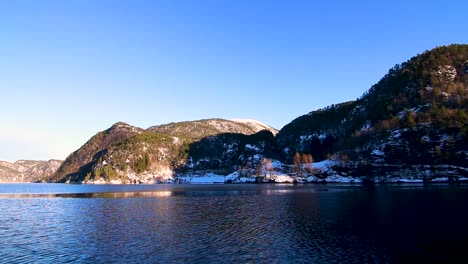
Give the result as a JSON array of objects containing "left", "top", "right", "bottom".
[
  {"left": 230, "top": 119, "right": 278, "bottom": 135},
  {"left": 147, "top": 118, "right": 277, "bottom": 139},
  {"left": 111, "top": 121, "right": 130, "bottom": 127}
]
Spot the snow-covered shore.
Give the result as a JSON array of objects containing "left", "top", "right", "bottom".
[{"left": 79, "top": 159, "right": 468, "bottom": 185}]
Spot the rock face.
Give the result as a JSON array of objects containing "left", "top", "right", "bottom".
[
  {"left": 0, "top": 160, "right": 62, "bottom": 182},
  {"left": 434, "top": 65, "right": 457, "bottom": 83}
]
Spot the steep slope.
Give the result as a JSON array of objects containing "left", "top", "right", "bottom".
[
  {"left": 78, "top": 130, "right": 190, "bottom": 183},
  {"left": 277, "top": 44, "right": 468, "bottom": 173},
  {"left": 276, "top": 101, "right": 355, "bottom": 161},
  {"left": 0, "top": 162, "right": 21, "bottom": 181},
  {"left": 0, "top": 160, "right": 62, "bottom": 182},
  {"left": 51, "top": 122, "right": 143, "bottom": 182},
  {"left": 187, "top": 129, "right": 278, "bottom": 172},
  {"left": 24, "top": 160, "right": 62, "bottom": 182}
]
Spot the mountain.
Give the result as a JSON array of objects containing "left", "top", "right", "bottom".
[
  {"left": 230, "top": 119, "right": 278, "bottom": 135},
  {"left": 277, "top": 44, "right": 467, "bottom": 179},
  {"left": 148, "top": 118, "right": 278, "bottom": 140},
  {"left": 50, "top": 44, "right": 467, "bottom": 183},
  {"left": 0, "top": 160, "right": 62, "bottom": 182},
  {"left": 52, "top": 118, "right": 278, "bottom": 183},
  {"left": 50, "top": 122, "right": 143, "bottom": 182}
]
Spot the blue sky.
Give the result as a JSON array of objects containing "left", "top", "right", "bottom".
[{"left": 1, "top": 0, "right": 467, "bottom": 161}]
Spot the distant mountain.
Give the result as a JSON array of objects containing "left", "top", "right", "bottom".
[
  {"left": 52, "top": 118, "right": 277, "bottom": 183},
  {"left": 148, "top": 118, "right": 277, "bottom": 140},
  {"left": 0, "top": 160, "right": 62, "bottom": 182},
  {"left": 230, "top": 119, "right": 278, "bottom": 135}
]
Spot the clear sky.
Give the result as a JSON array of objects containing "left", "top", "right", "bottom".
[{"left": 1, "top": 0, "right": 467, "bottom": 162}]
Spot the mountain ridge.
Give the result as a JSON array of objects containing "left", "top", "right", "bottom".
[
  {"left": 0, "top": 159, "right": 62, "bottom": 182},
  {"left": 148, "top": 118, "right": 277, "bottom": 140},
  {"left": 5, "top": 44, "right": 467, "bottom": 183},
  {"left": 52, "top": 118, "right": 277, "bottom": 183},
  {"left": 276, "top": 44, "right": 467, "bottom": 179}
]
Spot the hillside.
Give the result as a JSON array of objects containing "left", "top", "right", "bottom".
[
  {"left": 230, "top": 119, "right": 278, "bottom": 135},
  {"left": 277, "top": 44, "right": 467, "bottom": 179},
  {"left": 148, "top": 118, "right": 278, "bottom": 139},
  {"left": 52, "top": 118, "right": 278, "bottom": 183},
  {"left": 50, "top": 122, "right": 143, "bottom": 182},
  {"left": 0, "top": 160, "right": 62, "bottom": 182},
  {"left": 49, "top": 44, "right": 467, "bottom": 184}
]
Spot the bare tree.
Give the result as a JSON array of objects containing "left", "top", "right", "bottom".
[
  {"left": 262, "top": 158, "right": 273, "bottom": 177},
  {"left": 255, "top": 163, "right": 262, "bottom": 176},
  {"left": 293, "top": 152, "right": 303, "bottom": 176},
  {"left": 302, "top": 154, "right": 314, "bottom": 174}
]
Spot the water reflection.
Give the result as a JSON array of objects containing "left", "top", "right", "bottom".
[
  {"left": 1, "top": 184, "right": 468, "bottom": 263},
  {"left": 0, "top": 185, "right": 328, "bottom": 199},
  {"left": 0, "top": 191, "right": 173, "bottom": 198}
]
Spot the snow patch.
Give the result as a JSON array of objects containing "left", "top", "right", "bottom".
[
  {"left": 390, "top": 130, "right": 402, "bottom": 139},
  {"left": 172, "top": 137, "right": 181, "bottom": 145},
  {"left": 326, "top": 175, "right": 362, "bottom": 183},
  {"left": 397, "top": 179, "right": 424, "bottom": 183},
  {"left": 109, "top": 179, "right": 122, "bottom": 184},
  {"left": 431, "top": 177, "right": 449, "bottom": 182},
  {"left": 238, "top": 177, "right": 256, "bottom": 183},
  {"left": 180, "top": 173, "right": 225, "bottom": 184},
  {"left": 313, "top": 160, "right": 336, "bottom": 170},
  {"left": 361, "top": 121, "right": 372, "bottom": 132},
  {"left": 306, "top": 176, "right": 321, "bottom": 182},
  {"left": 274, "top": 175, "right": 295, "bottom": 183},
  {"left": 245, "top": 144, "right": 261, "bottom": 151},
  {"left": 371, "top": 149, "right": 384, "bottom": 156}
]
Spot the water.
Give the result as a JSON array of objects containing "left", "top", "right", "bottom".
[{"left": 1, "top": 183, "right": 467, "bottom": 263}]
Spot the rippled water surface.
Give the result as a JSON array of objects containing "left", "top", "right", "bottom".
[{"left": 1, "top": 183, "right": 468, "bottom": 263}]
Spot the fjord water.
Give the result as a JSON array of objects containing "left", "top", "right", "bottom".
[{"left": 1, "top": 184, "right": 467, "bottom": 263}]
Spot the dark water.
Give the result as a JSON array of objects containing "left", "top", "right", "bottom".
[{"left": 1, "top": 183, "right": 467, "bottom": 263}]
